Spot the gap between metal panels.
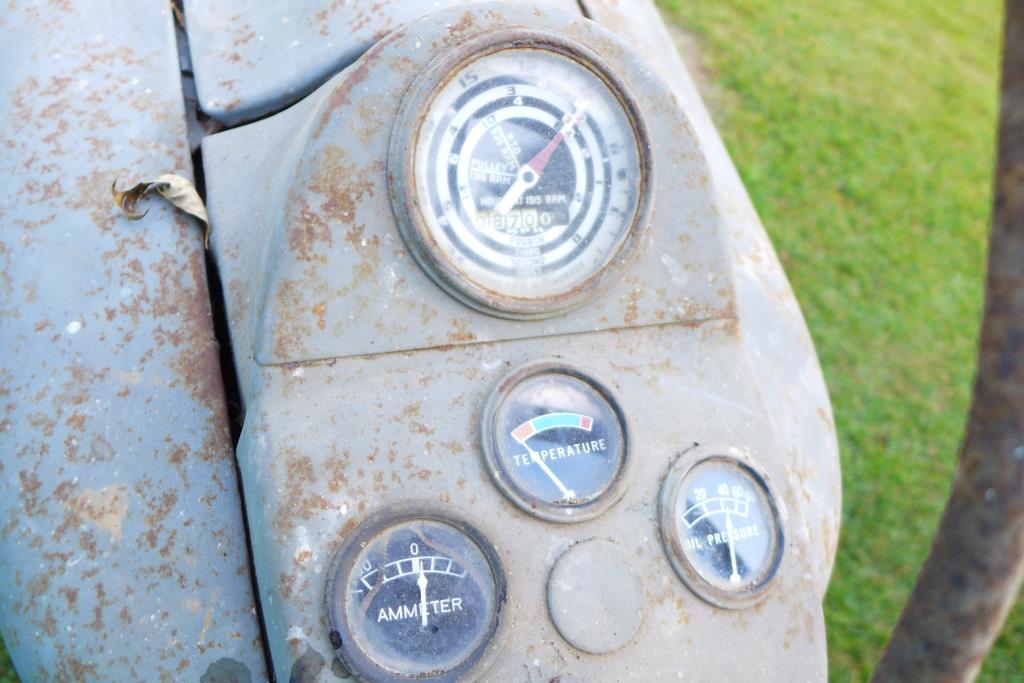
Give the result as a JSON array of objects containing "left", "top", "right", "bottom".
[{"left": 172, "top": 2, "right": 279, "bottom": 679}]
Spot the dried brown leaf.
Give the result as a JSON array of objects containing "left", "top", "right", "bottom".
[
  {"left": 110, "top": 180, "right": 152, "bottom": 219},
  {"left": 111, "top": 174, "right": 211, "bottom": 248}
]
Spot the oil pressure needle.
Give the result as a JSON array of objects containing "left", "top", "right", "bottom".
[
  {"left": 495, "top": 100, "right": 589, "bottom": 215},
  {"left": 725, "top": 512, "right": 741, "bottom": 584},
  {"left": 417, "top": 562, "right": 429, "bottom": 627}
]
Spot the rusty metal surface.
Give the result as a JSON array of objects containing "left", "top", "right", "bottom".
[
  {"left": 183, "top": 0, "right": 582, "bottom": 126},
  {"left": 204, "top": 4, "right": 834, "bottom": 680},
  {"left": 581, "top": 0, "right": 843, "bottom": 596},
  {"left": 203, "top": 6, "right": 735, "bottom": 370},
  {"left": 239, "top": 323, "right": 827, "bottom": 682},
  {"left": 872, "top": 2, "right": 1024, "bottom": 680},
  {"left": 0, "top": 2, "right": 267, "bottom": 681}
]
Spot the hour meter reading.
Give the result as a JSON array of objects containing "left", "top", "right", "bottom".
[{"left": 391, "top": 34, "right": 651, "bottom": 317}]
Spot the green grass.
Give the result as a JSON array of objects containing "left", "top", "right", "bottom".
[
  {"left": 655, "top": 0, "right": 1021, "bottom": 680},
  {"left": 0, "top": 2, "right": 1015, "bottom": 681},
  {"left": 0, "top": 637, "right": 14, "bottom": 683}
]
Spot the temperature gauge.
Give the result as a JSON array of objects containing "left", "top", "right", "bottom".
[
  {"left": 326, "top": 513, "right": 505, "bottom": 681},
  {"left": 390, "top": 32, "right": 650, "bottom": 317},
  {"left": 659, "top": 451, "right": 784, "bottom": 608},
  {"left": 482, "top": 362, "right": 628, "bottom": 522}
]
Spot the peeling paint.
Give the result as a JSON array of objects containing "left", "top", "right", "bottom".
[
  {"left": 196, "top": 2, "right": 836, "bottom": 681},
  {"left": 63, "top": 484, "right": 131, "bottom": 540},
  {"left": 184, "top": 0, "right": 582, "bottom": 124},
  {"left": 0, "top": 1, "right": 268, "bottom": 680},
  {"left": 201, "top": 657, "right": 253, "bottom": 683}
]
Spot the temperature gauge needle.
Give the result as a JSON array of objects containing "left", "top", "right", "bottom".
[
  {"left": 495, "top": 100, "right": 588, "bottom": 215},
  {"left": 417, "top": 564, "right": 429, "bottom": 627},
  {"left": 525, "top": 444, "right": 576, "bottom": 501}
]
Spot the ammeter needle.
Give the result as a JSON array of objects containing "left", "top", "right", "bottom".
[{"left": 417, "top": 562, "right": 429, "bottom": 627}]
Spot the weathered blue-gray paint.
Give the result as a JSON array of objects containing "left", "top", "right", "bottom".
[
  {"left": 0, "top": 1, "right": 842, "bottom": 680},
  {"left": 183, "top": 0, "right": 581, "bottom": 125},
  {"left": 0, "top": 2, "right": 267, "bottom": 680},
  {"left": 202, "top": 4, "right": 839, "bottom": 680}
]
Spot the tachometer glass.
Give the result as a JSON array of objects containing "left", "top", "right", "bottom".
[{"left": 412, "top": 47, "right": 644, "bottom": 308}]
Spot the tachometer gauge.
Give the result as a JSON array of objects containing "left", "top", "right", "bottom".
[{"left": 391, "top": 33, "right": 650, "bottom": 317}]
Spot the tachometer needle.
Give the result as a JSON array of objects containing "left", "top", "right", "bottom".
[
  {"left": 494, "top": 163, "right": 542, "bottom": 216},
  {"left": 417, "top": 564, "right": 429, "bottom": 627},
  {"left": 495, "top": 100, "right": 588, "bottom": 215}
]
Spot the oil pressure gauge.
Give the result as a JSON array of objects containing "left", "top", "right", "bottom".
[
  {"left": 660, "top": 449, "right": 785, "bottom": 609},
  {"left": 391, "top": 32, "right": 651, "bottom": 317},
  {"left": 326, "top": 511, "right": 505, "bottom": 682}
]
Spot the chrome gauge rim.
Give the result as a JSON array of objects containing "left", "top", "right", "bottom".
[
  {"left": 325, "top": 506, "right": 507, "bottom": 682},
  {"left": 658, "top": 448, "right": 786, "bottom": 609},
  {"left": 480, "top": 360, "right": 631, "bottom": 523},
  {"left": 390, "top": 30, "right": 652, "bottom": 318}
]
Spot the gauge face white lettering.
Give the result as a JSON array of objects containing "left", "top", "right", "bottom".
[
  {"left": 332, "top": 518, "right": 501, "bottom": 679},
  {"left": 411, "top": 48, "right": 644, "bottom": 309},
  {"left": 660, "top": 456, "right": 784, "bottom": 607},
  {"left": 482, "top": 366, "right": 627, "bottom": 523},
  {"left": 677, "top": 470, "right": 771, "bottom": 587}
]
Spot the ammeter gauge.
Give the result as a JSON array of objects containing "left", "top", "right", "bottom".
[
  {"left": 482, "top": 362, "right": 628, "bottom": 522},
  {"left": 391, "top": 33, "right": 650, "bottom": 317},
  {"left": 659, "top": 451, "right": 785, "bottom": 608},
  {"left": 326, "top": 513, "right": 505, "bottom": 682}
]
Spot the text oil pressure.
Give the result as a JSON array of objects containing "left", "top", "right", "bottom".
[
  {"left": 326, "top": 513, "right": 505, "bottom": 681},
  {"left": 391, "top": 34, "right": 651, "bottom": 317},
  {"left": 482, "top": 362, "right": 628, "bottom": 522},
  {"left": 659, "top": 451, "right": 784, "bottom": 608}
]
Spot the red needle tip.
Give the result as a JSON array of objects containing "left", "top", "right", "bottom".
[{"left": 526, "top": 132, "right": 565, "bottom": 174}]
